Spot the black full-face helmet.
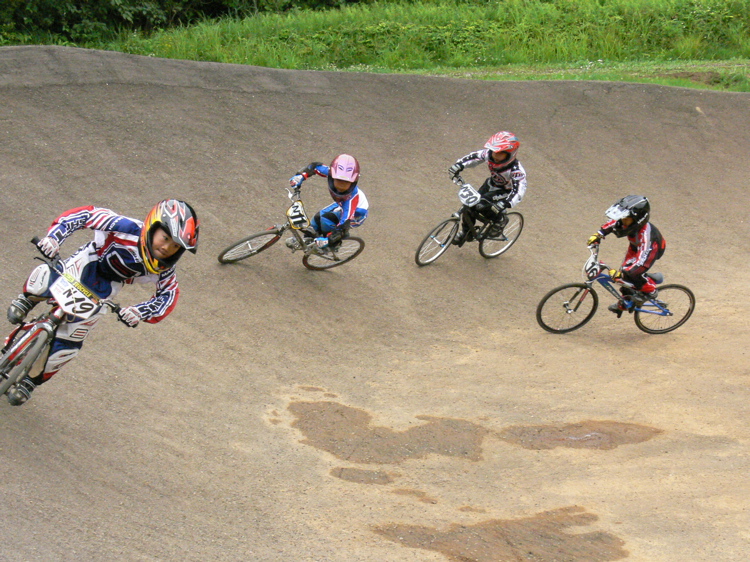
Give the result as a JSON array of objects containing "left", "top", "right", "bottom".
[{"left": 604, "top": 195, "right": 650, "bottom": 238}]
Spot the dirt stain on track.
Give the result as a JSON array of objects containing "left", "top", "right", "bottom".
[
  {"left": 288, "top": 401, "right": 662, "bottom": 464},
  {"left": 288, "top": 400, "right": 488, "bottom": 463},
  {"left": 374, "top": 505, "right": 628, "bottom": 562},
  {"left": 498, "top": 420, "right": 663, "bottom": 450},
  {"left": 288, "top": 401, "right": 658, "bottom": 559}
]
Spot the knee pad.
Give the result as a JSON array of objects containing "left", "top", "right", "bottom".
[
  {"left": 56, "top": 316, "right": 102, "bottom": 343},
  {"left": 43, "top": 346, "right": 80, "bottom": 379},
  {"left": 24, "top": 264, "right": 53, "bottom": 297}
]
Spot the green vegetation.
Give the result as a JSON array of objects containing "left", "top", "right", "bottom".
[{"left": 3, "top": 0, "right": 750, "bottom": 92}]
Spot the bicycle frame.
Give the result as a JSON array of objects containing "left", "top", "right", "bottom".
[
  {"left": 450, "top": 176, "right": 510, "bottom": 241},
  {"left": 583, "top": 244, "right": 669, "bottom": 316},
  {"left": 282, "top": 187, "right": 350, "bottom": 255},
  {"left": 1, "top": 247, "right": 119, "bottom": 396}
]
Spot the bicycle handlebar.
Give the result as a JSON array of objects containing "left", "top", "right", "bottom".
[{"left": 30, "top": 236, "right": 122, "bottom": 317}]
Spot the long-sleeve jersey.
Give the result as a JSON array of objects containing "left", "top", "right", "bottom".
[
  {"left": 598, "top": 220, "right": 666, "bottom": 276},
  {"left": 454, "top": 149, "right": 527, "bottom": 208},
  {"left": 295, "top": 162, "right": 369, "bottom": 228},
  {"left": 45, "top": 206, "right": 179, "bottom": 323}
]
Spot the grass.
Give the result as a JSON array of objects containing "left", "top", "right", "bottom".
[{"left": 7, "top": 0, "right": 750, "bottom": 91}]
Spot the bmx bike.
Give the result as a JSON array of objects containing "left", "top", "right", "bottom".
[
  {"left": 217, "top": 187, "right": 364, "bottom": 271},
  {"left": 536, "top": 243, "right": 695, "bottom": 334},
  {"left": 414, "top": 176, "right": 523, "bottom": 266},
  {"left": 1, "top": 238, "right": 121, "bottom": 403}
]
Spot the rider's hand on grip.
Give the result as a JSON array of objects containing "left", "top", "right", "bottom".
[
  {"left": 448, "top": 163, "right": 463, "bottom": 180},
  {"left": 587, "top": 234, "right": 602, "bottom": 246},
  {"left": 609, "top": 268, "right": 622, "bottom": 280},
  {"left": 289, "top": 174, "right": 304, "bottom": 188},
  {"left": 314, "top": 237, "right": 328, "bottom": 248},
  {"left": 118, "top": 306, "right": 142, "bottom": 328},
  {"left": 37, "top": 236, "right": 60, "bottom": 259}
]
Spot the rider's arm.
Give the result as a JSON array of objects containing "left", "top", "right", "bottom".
[
  {"left": 297, "top": 162, "right": 327, "bottom": 180},
  {"left": 622, "top": 224, "right": 657, "bottom": 276},
  {"left": 502, "top": 161, "right": 528, "bottom": 209},
  {"left": 45, "top": 206, "right": 140, "bottom": 245},
  {"left": 597, "top": 219, "right": 618, "bottom": 238},
  {"left": 126, "top": 269, "right": 180, "bottom": 324},
  {"left": 454, "top": 149, "right": 488, "bottom": 170}
]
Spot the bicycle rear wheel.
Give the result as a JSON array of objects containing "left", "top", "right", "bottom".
[
  {"left": 414, "top": 218, "right": 460, "bottom": 266},
  {"left": 634, "top": 284, "right": 695, "bottom": 334},
  {"left": 479, "top": 212, "right": 524, "bottom": 259},
  {"left": 0, "top": 328, "right": 50, "bottom": 395},
  {"left": 218, "top": 228, "right": 282, "bottom": 264},
  {"left": 536, "top": 283, "right": 599, "bottom": 333},
  {"left": 303, "top": 237, "right": 365, "bottom": 270}
]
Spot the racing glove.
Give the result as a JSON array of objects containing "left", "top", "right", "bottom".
[
  {"left": 289, "top": 174, "right": 305, "bottom": 188},
  {"left": 118, "top": 306, "right": 142, "bottom": 328},
  {"left": 587, "top": 234, "right": 602, "bottom": 246},
  {"left": 37, "top": 236, "right": 60, "bottom": 259},
  {"left": 448, "top": 163, "right": 464, "bottom": 179},
  {"left": 609, "top": 269, "right": 622, "bottom": 280}
]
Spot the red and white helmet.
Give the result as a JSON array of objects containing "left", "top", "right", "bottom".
[
  {"left": 485, "top": 131, "right": 520, "bottom": 166},
  {"left": 327, "top": 154, "right": 361, "bottom": 200}
]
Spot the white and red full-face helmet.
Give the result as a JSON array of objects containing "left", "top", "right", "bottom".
[
  {"left": 485, "top": 131, "right": 520, "bottom": 169},
  {"left": 327, "top": 154, "right": 361, "bottom": 199},
  {"left": 139, "top": 199, "right": 200, "bottom": 274}
]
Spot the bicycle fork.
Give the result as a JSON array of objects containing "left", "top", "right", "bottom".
[
  {"left": 0, "top": 311, "right": 60, "bottom": 391},
  {"left": 564, "top": 285, "right": 593, "bottom": 314}
]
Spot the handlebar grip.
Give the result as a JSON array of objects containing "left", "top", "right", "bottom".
[{"left": 31, "top": 236, "right": 40, "bottom": 245}]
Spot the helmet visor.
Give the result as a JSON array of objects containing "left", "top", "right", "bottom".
[{"left": 605, "top": 204, "right": 631, "bottom": 221}]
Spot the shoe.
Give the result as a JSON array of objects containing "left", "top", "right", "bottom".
[
  {"left": 285, "top": 237, "right": 301, "bottom": 250},
  {"left": 452, "top": 230, "right": 466, "bottom": 247},
  {"left": 608, "top": 302, "right": 626, "bottom": 318},
  {"left": 634, "top": 289, "right": 658, "bottom": 305},
  {"left": 486, "top": 224, "right": 503, "bottom": 238},
  {"left": 7, "top": 294, "right": 37, "bottom": 325},
  {"left": 7, "top": 377, "right": 36, "bottom": 406}
]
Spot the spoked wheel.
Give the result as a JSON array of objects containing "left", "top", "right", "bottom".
[
  {"left": 414, "top": 218, "right": 460, "bottom": 266},
  {"left": 303, "top": 237, "right": 365, "bottom": 270},
  {"left": 218, "top": 228, "right": 282, "bottom": 264},
  {"left": 0, "top": 329, "right": 50, "bottom": 396},
  {"left": 536, "top": 283, "right": 599, "bottom": 333},
  {"left": 634, "top": 284, "right": 695, "bottom": 334},
  {"left": 479, "top": 212, "right": 524, "bottom": 259}
]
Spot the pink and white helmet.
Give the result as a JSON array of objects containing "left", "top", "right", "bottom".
[{"left": 329, "top": 154, "right": 360, "bottom": 184}]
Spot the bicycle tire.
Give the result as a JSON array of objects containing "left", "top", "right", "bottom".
[
  {"left": 634, "top": 284, "right": 695, "bottom": 334},
  {"left": 536, "top": 283, "right": 599, "bottom": 333},
  {"left": 414, "top": 218, "right": 460, "bottom": 266},
  {"left": 479, "top": 212, "right": 524, "bottom": 259},
  {"left": 0, "top": 328, "right": 50, "bottom": 395},
  {"left": 303, "top": 237, "right": 365, "bottom": 270},
  {"left": 217, "top": 228, "right": 282, "bottom": 264}
]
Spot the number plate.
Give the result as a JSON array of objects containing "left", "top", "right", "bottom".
[
  {"left": 583, "top": 254, "right": 601, "bottom": 280},
  {"left": 457, "top": 184, "right": 481, "bottom": 207},
  {"left": 48, "top": 272, "right": 101, "bottom": 319},
  {"left": 286, "top": 200, "right": 310, "bottom": 229}
]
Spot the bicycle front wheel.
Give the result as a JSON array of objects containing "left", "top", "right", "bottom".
[
  {"left": 218, "top": 228, "right": 282, "bottom": 264},
  {"left": 415, "top": 218, "right": 460, "bottom": 266},
  {"left": 536, "top": 283, "right": 599, "bottom": 333},
  {"left": 303, "top": 237, "right": 365, "bottom": 270},
  {"left": 479, "top": 212, "right": 524, "bottom": 259},
  {"left": 0, "top": 328, "right": 50, "bottom": 395},
  {"left": 634, "top": 284, "right": 695, "bottom": 334}
]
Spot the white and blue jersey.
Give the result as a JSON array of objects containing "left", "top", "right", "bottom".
[
  {"left": 294, "top": 163, "right": 369, "bottom": 232},
  {"left": 45, "top": 206, "right": 179, "bottom": 323}
]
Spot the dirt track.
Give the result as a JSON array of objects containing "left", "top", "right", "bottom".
[{"left": 1, "top": 46, "right": 749, "bottom": 562}]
